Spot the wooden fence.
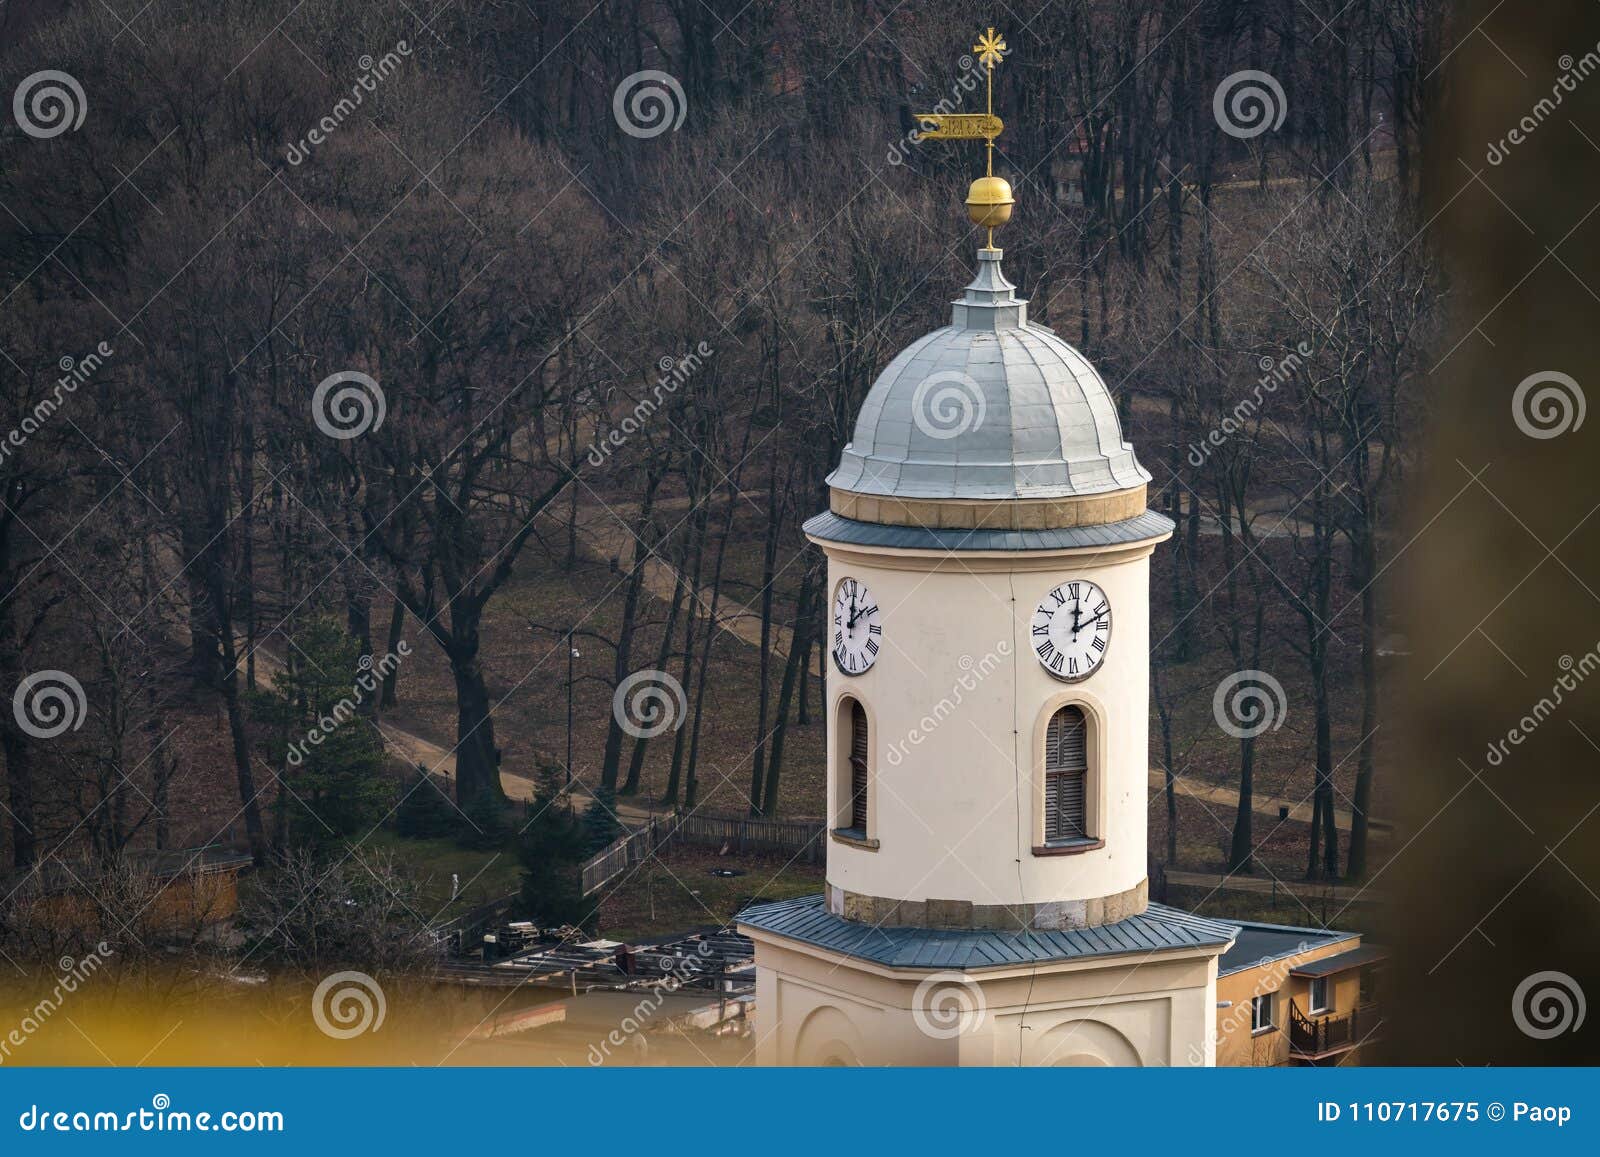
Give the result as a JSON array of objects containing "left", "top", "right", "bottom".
[
  {"left": 580, "top": 811, "right": 826, "bottom": 896},
  {"left": 671, "top": 811, "right": 825, "bottom": 862}
]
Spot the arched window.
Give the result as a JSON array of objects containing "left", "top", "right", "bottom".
[
  {"left": 831, "top": 697, "right": 877, "bottom": 850},
  {"left": 848, "top": 700, "right": 869, "bottom": 832},
  {"left": 1045, "top": 705, "right": 1089, "bottom": 841}
]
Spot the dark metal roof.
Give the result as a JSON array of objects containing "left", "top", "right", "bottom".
[
  {"left": 736, "top": 894, "right": 1235, "bottom": 970},
  {"left": 802, "top": 509, "right": 1175, "bottom": 553},
  {"left": 1290, "top": 944, "right": 1387, "bottom": 978},
  {"left": 1215, "top": 920, "right": 1358, "bottom": 977}
]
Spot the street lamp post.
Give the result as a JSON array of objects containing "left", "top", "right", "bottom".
[{"left": 566, "top": 635, "right": 580, "bottom": 789}]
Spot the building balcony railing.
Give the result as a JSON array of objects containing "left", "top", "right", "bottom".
[{"left": 1287, "top": 1000, "right": 1379, "bottom": 1060}]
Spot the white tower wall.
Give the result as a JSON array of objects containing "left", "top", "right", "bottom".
[{"left": 816, "top": 537, "right": 1163, "bottom": 922}]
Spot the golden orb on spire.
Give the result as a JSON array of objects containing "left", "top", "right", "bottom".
[{"left": 966, "top": 175, "right": 1014, "bottom": 229}]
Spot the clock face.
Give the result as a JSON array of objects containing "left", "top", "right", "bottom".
[
  {"left": 1031, "top": 579, "right": 1111, "bottom": 682},
  {"left": 831, "top": 577, "right": 881, "bottom": 676}
]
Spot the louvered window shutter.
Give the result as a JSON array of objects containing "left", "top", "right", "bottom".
[
  {"left": 849, "top": 701, "right": 869, "bottom": 831},
  {"left": 1045, "top": 706, "right": 1088, "bottom": 840}
]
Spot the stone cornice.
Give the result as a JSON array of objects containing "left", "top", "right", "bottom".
[{"left": 830, "top": 483, "right": 1147, "bottom": 531}]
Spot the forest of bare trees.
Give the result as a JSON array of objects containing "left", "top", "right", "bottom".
[{"left": 0, "top": 0, "right": 1450, "bottom": 903}]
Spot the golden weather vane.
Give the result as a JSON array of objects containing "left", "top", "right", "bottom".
[{"left": 914, "top": 27, "right": 1014, "bottom": 250}]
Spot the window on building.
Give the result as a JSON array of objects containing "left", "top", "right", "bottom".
[
  {"left": 847, "top": 699, "right": 868, "bottom": 833},
  {"left": 1044, "top": 705, "right": 1089, "bottom": 842},
  {"left": 1309, "top": 976, "right": 1330, "bottom": 1015},
  {"left": 1252, "top": 993, "right": 1275, "bottom": 1033}
]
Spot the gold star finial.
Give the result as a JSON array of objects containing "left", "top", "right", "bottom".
[{"left": 974, "top": 27, "right": 1007, "bottom": 70}]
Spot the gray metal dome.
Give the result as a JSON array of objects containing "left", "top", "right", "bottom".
[{"left": 828, "top": 250, "right": 1150, "bottom": 501}]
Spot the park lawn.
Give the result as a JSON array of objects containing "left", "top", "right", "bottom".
[{"left": 364, "top": 830, "right": 524, "bottom": 921}]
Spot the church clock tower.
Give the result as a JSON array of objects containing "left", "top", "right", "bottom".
[{"left": 739, "top": 31, "right": 1235, "bottom": 1066}]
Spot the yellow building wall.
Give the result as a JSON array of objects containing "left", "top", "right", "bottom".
[{"left": 1214, "top": 937, "right": 1368, "bottom": 1067}]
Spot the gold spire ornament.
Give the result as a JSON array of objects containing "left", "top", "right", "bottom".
[{"left": 914, "top": 27, "right": 1014, "bottom": 249}]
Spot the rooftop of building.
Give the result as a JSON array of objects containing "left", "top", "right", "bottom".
[{"left": 1215, "top": 919, "right": 1364, "bottom": 977}]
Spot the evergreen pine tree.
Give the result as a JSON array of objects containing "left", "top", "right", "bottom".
[
  {"left": 455, "top": 788, "right": 513, "bottom": 851},
  {"left": 395, "top": 764, "right": 458, "bottom": 839},
  {"left": 250, "top": 617, "right": 391, "bottom": 845},
  {"left": 582, "top": 784, "right": 624, "bottom": 853},
  {"left": 517, "top": 762, "right": 591, "bottom": 929}
]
